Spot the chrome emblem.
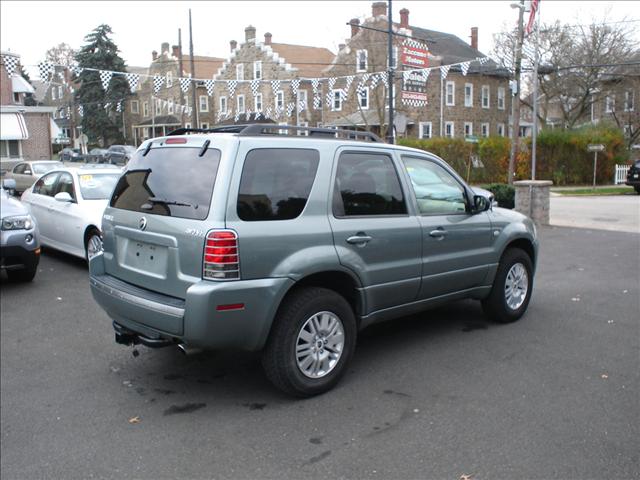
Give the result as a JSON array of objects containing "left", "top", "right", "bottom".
[{"left": 139, "top": 217, "right": 147, "bottom": 231}]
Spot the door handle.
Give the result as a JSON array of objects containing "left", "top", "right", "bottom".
[
  {"left": 346, "top": 235, "right": 372, "bottom": 245},
  {"left": 429, "top": 229, "right": 448, "bottom": 239}
]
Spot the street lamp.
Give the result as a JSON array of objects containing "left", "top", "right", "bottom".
[{"left": 507, "top": 0, "right": 525, "bottom": 185}]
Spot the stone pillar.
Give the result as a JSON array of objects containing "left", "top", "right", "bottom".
[{"left": 514, "top": 180, "right": 553, "bottom": 226}]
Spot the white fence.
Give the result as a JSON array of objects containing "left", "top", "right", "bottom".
[{"left": 614, "top": 164, "right": 631, "bottom": 184}]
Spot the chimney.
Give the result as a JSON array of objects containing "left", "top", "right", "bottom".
[
  {"left": 172, "top": 45, "right": 180, "bottom": 58},
  {"left": 470, "top": 27, "right": 478, "bottom": 50},
  {"left": 245, "top": 25, "right": 256, "bottom": 42},
  {"left": 400, "top": 8, "right": 409, "bottom": 28},
  {"left": 161, "top": 42, "right": 170, "bottom": 55},
  {"left": 372, "top": 2, "right": 387, "bottom": 17},
  {"left": 338, "top": 43, "right": 346, "bottom": 51},
  {"left": 264, "top": 32, "right": 272, "bottom": 45},
  {"left": 350, "top": 18, "right": 360, "bottom": 37},
  {"left": 152, "top": 50, "right": 158, "bottom": 61},
  {"left": 230, "top": 40, "right": 237, "bottom": 51}
]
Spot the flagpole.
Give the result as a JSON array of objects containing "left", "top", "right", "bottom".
[{"left": 531, "top": 1, "right": 541, "bottom": 180}]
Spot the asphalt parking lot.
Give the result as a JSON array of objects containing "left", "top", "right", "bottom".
[{"left": 1, "top": 226, "right": 638, "bottom": 480}]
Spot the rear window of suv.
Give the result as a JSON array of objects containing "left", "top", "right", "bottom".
[{"left": 109, "top": 147, "right": 221, "bottom": 220}]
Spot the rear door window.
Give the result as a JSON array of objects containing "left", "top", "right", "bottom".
[
  {"left": 110, "top": 147, "right": 221, "bottom": 220},
  {"left": 33, "top": 172, "right": 60, "bottom": 196},
  {"left": 237, "top": 148, "right": 319, "bottom": 221},
  {"left": 53, "top": 172, "right": 76, "bottom": 201}
]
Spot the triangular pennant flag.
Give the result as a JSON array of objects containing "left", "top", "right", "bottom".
[
  {"left": 153, "top": 75, "right": 164, "bottom": 94},
  {"left": 264, "top": 106, "right": 272, "bottom": 119},
  {"left": 326, "top": 77, "right": 336, "bottom": 107},
  {"left": 234, "top": 110, "right": 240, "bottom": 122},
  {"left": 116, "top": 100, "right": 122, "bottom": 113},
  {"left": 254, "top": 111, "right": 262, "bottom": 120},
  {"left": 440, "top": 65, "right": 450, "bottom": 79},
  {"left": 38, "top": 61, "right": 54, "bottom": 82},
  {"left": 125, "top": 73, "right": 139, "bottom": 93},
  {"left": 460, "top": 62, "right": 470, "bottom": 76},
  {"left": 286, "top": 102, "right": 295, "bottom": 118},
  {"left": 77, "top": 105, "right": 84, "bottom": 117},
  {"left": 245, "top": 111, "right": 251, "bottom": 122},
  {"left": 297, "top": 99, "right": 306, "bottom": 112},
  {"left": 2, "top": 55, "right": 19, "bottom": 77},
  {"left": 344, "top": 75, "right": 355, "bottom": 93},
  {"left": 311, "top": 78, "right": 320, "bottom": 95},
  {"left": 290, "top": 79, "right": 300, "bottom": 96},
  {"left": 227, "top": 80, "right": 237, "bottom": 97},
  {"left": 313, "top": 94, "right": 322, "bottom": 110},
  {"left": 104, "top": 102, "right": 111, "bottom": 111},
  {"left": 179, "top": 77, "right": 191, "bottom": 93},
  {"left": 271, "top": 80, "right": 281, "bottom": 96},
  {"left": 423, "top": 69, "right": 431, "bottom": 82},
  {"left": 70, "top": 65, "right": 83, "bottom": 77},
  {"left": 204, "top": 79, "right": 215, "bottom": 96},
  {"left": 99, "top": 70, "right": 113, "bottom": 91},
  {"left": 250, "top": 79, "right": 260, "bottom": 97},
  {"left": 477, "top": 57, "right": 489, "bottom": 65},
  {"left": 379, "top": 71, "right": 388, "bottom": 89},
  {"left": 370, "top": 73, "right": 380, "bottom": 89}
]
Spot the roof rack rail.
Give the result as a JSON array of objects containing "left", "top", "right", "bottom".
[{"left": 167, "top": 124, "right": 383, "bottom": 143}]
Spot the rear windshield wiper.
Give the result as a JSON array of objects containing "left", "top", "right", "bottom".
[{"left": 141, "top": 197, "right": 198, "bottom": 209}]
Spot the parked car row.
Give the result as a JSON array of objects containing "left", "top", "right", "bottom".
[{"left": 59, "top": 145, "right": 136, "bottom": 165}]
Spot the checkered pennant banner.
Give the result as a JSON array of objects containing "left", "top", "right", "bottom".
[
  {"left": 344, "top": 75, "right": 355, "bottom": 93},
  {"left": 313, "top": 94, "right": 322, "bottom": 110},
  {"left": 99, "top": 70, "right": 113, "bottom": 91},
  {"left": 152, "top": 75, "right": 164, "bottom": 94},
  {"left": 290, "top": 79, "right": 300, "bottom": 96},
  {"left": 245, "top": 111, "right": 251, "bottom": 122},
  {"left": 311, "top": 78, "right": 320, "bottom": 95},
  {"left": 116, "top": 101, "right": 122, "bottom": 113},
  {"left": 2, "top": 55, "right": 19, "bottom": 76},
  {"left": 356, "top": 74, "right": 369, "bottom": 97},
  {"left": 270, "top": 80, "right": 281, "bottom": 96},
  {"left": 204, "top": 79, "right": 215, "bottom": 96},
  {"left": 38, "top": 61, "right": 54, "bottom": 82},
  {"left": 286, "top": 102, "right": 295, "bottom": 118},
  {"left": 297, "top": 99, "right": 306, "bottom": 112},
  {"left": 104, "top": 102, "right": 111, "bottom": 111},
  {"left": 70, "top": 65, "right": 83, "bottom": 77},
  {"left": 369, "top": 73, "right": 380, "bottom": 89},
  {"left": 179, "top": 77, "right": 191, "bottom": 93},
  {"left": 125, "top": 73, "right": 139, "bottom": 93},
  {"left": 264, "top": 106, "right": 272, "bottom": 119},
  {"left": 477, "top": 57, "right": 489, "bottom": 65},
  {"left": 250, "top": 79, "right": 261, "bottom": 97},
  {"left": 440, "top": 65, "right": 450, "bottom": 79},
  {"left": 234, "top": 110, "right": 240, "bottom": 122},
  {"left": 77, "top": 105, "right": 84, "bottom": 117},
  {"left": 66, "top": 106, "right": 71, "bottom": 119},
  {"left": 379, "top": 71, "right": 388, "bottom": 89},
  {"left": 254, "top": 110, "right": 262, "bottom": 120},
  {"left": 227, "top": 80, "right": 237, "bottom": 98},
  {"left": 325, "top": 78, "right": 336, "bottom": 107},
  {"left": 460, "top": 62, "right": 471, "bottom": 76},
  {"left": 402, "top": 96, "right": 428, "bottom": 108}
]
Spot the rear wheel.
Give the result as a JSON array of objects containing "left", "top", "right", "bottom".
[
  {"left": 262, "top": 287, "right": 356, "bottom": 397},
  {"left": 482, "top": 248, "right": 533, "bottom": 323},
  {"left": 85, "top": 228, "right": 103, "bottom": 261}
]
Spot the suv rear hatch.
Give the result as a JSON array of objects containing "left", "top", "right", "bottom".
[{"left": 101, "top": 139, "right": 222, "bottom": 299}]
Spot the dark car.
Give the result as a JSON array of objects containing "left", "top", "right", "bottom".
[
  {"left": 625, "top": 159, "right": 640, "bottom": 194},
  {"left": 86, "top": 148, "right": 109, "bottom": 164},
  {"left": 104, "top": 145, "right": 136, "bottom": 166},
  {"left": 60, "top": 147, "right": 83, "bottom": 162}
]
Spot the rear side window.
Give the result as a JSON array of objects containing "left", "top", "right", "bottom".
[
  {"left": 333, "top": 152, "right": 406, "bottom": 216},
  {"left": 33, "top": 172, "right": 60, "bottom": 196},
  {"left": 237, "top": 148, "right": 319, "bottom": 221},
  {"left": 110, "top": 147, "right": 221, "bottom": 220}
]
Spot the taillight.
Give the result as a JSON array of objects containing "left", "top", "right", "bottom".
[{"left": 203, "top": 230, "right": 240, "bottom": 280}]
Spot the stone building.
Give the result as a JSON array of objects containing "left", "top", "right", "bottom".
[
  {"left": 1, "top": 51, "right": 56, "bottom": 162},
  {"left": 323, "top": 2, "right": 511, "bottom": 139}
]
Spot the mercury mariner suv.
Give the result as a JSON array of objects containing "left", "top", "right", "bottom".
[{"left": 89, "top": 124, "right": 538, "bottom": 397}]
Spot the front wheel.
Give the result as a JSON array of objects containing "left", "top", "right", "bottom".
[
  {"left": 482, "top": 248, "right": 533, "bottom": 323},
  {"left": 85, "top": 229, "right": 103, "bottom": 262},
  {"left": 262, "top": 287, "right": 357, "bottom": 397}
]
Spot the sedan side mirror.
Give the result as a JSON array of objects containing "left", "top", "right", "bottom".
[
  {"left": 472, "top": 194, "right": 491, "bottom": 213},
  {"left": 54, "top": 192, "right": 73, "bottom": 203}
]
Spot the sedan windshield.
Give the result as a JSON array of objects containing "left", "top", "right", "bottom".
[
  {"left": 33, "top": 162, "right": 63, "bottom": 174},
  {"left": 78, "top": 173, "right": 121, "bottom": 200}
]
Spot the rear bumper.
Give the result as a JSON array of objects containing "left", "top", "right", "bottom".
[{"left": 89, "top": 253, "right": 293, "bottom": 351}]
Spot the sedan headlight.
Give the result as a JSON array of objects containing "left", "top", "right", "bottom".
[{"left": 1, "top": 215, "right": 34, "bottom": 231}]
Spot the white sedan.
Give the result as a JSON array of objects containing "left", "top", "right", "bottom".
[{"left": 21, "top": 166, "right": 122, "bottom": 260}]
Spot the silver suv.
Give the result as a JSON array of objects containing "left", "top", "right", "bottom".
[{"left": 89, "top": 125, "right": 538, "bottom": 397}]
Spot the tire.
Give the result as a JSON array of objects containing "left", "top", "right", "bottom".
[
  {"left": 85, "top": 228, "right": 103, "bottom": 262},
  {"left": 482, "top": 247, "right": 533, "bottom": 324},
  {"left": 262, "top": 287, "right": 357, "bottom": 397},
  {"left": 7, "top": 267, "right": 37, "bottom": 282}
]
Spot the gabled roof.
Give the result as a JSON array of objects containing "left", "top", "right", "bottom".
[{"left": 268, "top": 43, "right": 335, "bottom": 77}]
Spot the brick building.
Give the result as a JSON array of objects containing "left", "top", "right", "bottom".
[
  {"left": 1, "top": 51, "right": 56, "bottom": 162},
  {"left": 323, "top": 2, "right": 511, "bottom": 139}
]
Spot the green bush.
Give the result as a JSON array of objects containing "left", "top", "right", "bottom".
[{"left": 484, "top": 183, "right": 515, "bottom": 209}]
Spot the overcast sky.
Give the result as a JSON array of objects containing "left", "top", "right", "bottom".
[{"left": 2, "top": 0, "right": 639, "bottom": 78}]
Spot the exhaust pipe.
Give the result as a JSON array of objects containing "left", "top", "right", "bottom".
[{"left": 178, "top": 344, "right": 203, "bottom": 356}]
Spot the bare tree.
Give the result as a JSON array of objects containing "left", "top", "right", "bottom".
[{"left": 45, "top": 42, "right": 77, "bottom": 68}]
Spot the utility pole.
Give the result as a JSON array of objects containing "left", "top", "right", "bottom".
[
  {"left": 178, "top": 28, "right": 185, "bottom": 122},
  {"left": 386, "top": 0, "right": 394, "bottom": 144},
  {"left": 189, "top": 9, "right": 198, "bottom": 128},
  {"left": 507, "top": 0, "right": 525, "bottom": 185},
  {"left": 530, "top": 3, "right": 541, "bottom": 180}
]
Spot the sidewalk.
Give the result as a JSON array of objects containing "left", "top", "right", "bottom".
[{"left": 550, "top": 195, "right": 640, "bottom": 233}]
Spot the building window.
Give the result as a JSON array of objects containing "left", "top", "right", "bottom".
[
  {"left": 253, "top": 61, "right": 262, "bottom": 80},
  {"left": 332, "top": 90, "right": 342, "bottom": 111},
  {"left": 51, "top": 87, "right": 56, "bottom": 100},
  {"left": 52, "top": 110, "right": 57, "bottom": 119},
  {"left": 497, "top": 123, "right": 505, "bottom": 137},
  {"left": 605, "top": 94, "right": 615, "bottom": 113},
  {"left": 131, "top": 100, "right": 139, "bottom": 114},
  {"left": 358, "top": 86, "right": 369, "bottom": 109},
  {"left": 464, "top": 122, "right": 473, "bottom": 137},
  {"left": 418, "top": 122, "right": 432, "bottom": 139},
  {"left": 275, "top": 90, "right": 284, "bottom": 110},
  {"left": 200, "top": 122, "right": 209, "bottom": 129},
  {"left": 13, "top": 92, "right": 20, "bottom": 103},
  {"left": 298, "top": 89, "right": 308, "bottom": 109},
  {"left": 497, "top": 87, "right": 505, "bottom": 110},
  {"left": 199, "top": 95, "right": 209, "bottom": 112},
  {"left": 236, "top": 64, "right": 244, "bottom": 81},
  {"left": 237, "top": 94, "right": 245, "bottom": 114},
  {"left": 254, "top": 93, "right": 262, "bottom": 112},
  {"left": 166, "top": 71, "right": 173, "bottom": 88},
  {"left": 297, "top": 121, "right": 309, "bottom": 136},
  {"left": 155, "top": 98, "right": 162, "bottom": 115},
  {"left": 464, "top": 83, "right": 473, "bottom": 107},
  {"left": 168, "top": 99, "right": 174, "bottom": 114},
  {"left": 143, "top": 101, "right": 149, "bottom": 117},
  {"left": 481, "top": 85, "right": 490, "bottom": 109},
  {"left": 356, "top": 49, "right": 368, "bottom": 72},
  {"left": 445, "top": 121, "right": 454, "bottom": 138},
  {"left": 624, "top": 91, "right": 634, "bottom": 112},
  {"left": 219, "top": 96, "right": 227, "bottom": 114},
  {"left": 0, "top": 140, "right": 21, "bottom": 159},
  {"left": 184, "top": 123, "right": 191, "bottom": 129},
  {"left": 481, "top": 122, "right": 489, "bottom": 137},
  {"left": 387, "top": 46, "right": 398, "bottom": 69},
  {"left": 446, "top": 81, "right": 455, "bottom": 106},
  {"left": 58, "top": 86, "right": 63, "bottom": 99}
]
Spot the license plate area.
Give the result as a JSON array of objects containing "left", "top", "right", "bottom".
[{"left": 118, "top": 238, "right": 168, "bottom": 278}]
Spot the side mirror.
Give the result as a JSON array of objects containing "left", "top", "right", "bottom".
[
  {"left": 54, "top": 191, "right": 73, "bottom": 203},
  {"left": 472, "top": 194, "right": 491, "bottom": 213},
  {"left": 2, "top": 178, "right": 17, "bottom": 190}
]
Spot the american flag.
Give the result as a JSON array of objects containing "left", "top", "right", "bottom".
[{"left": 525, "top": 0, "right": 540, "bottom": 36}]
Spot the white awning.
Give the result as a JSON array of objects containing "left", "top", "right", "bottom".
[
  {"left": 50, "top": 118, "right": 62, "bottom": 141},
  {"left": 11, "top": 75, "right": 35, "bottom": 94},
  {"left": 0, "top": 112, "right": 29, "bottom": 140}
]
